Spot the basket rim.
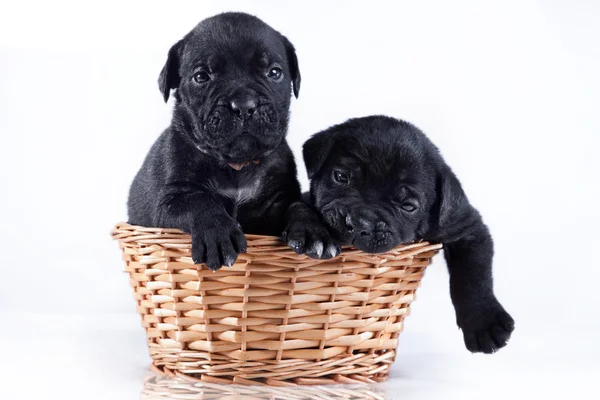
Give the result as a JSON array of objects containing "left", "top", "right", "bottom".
[
  {"left": 111, "top": 222, "right": 443, "bottom": 254},
  {"left": 112, "top": 221, "right": 280, "bottom": 240}
]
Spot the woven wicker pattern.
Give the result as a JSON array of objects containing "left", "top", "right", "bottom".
[
  {"left": 142, "top": 373, "right": 387, "bottom": 399},
  {"left": 113, "top": 223, "right": 441, "bottom": 385}
]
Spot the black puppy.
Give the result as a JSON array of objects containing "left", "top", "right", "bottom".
[
  {"left": 301, "top": 116, "right": 515, "bottom": 354},
  {"left": 128, "top": 12, "right": 338, "bottom": 271}
]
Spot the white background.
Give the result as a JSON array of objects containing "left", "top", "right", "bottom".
[{"left": 1, "top": 0, "right": 599, "bottom": 399}]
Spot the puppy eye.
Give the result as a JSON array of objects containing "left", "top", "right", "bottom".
[
  {"left": 400, "top": 202, "right": 417, "bottom": 212},
  {"left": 267, "top": 67, "right": 283, "bottom": 81},
  {"left": 193, "top": 71, "right": 210, "bottom": 83},
  {"left": 333, "top": 170, "right": 349, "bottom": 184}
]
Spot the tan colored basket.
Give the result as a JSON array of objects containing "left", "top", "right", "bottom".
[{"left": 112, "top": 223, "right": 441, "bottom": 385}]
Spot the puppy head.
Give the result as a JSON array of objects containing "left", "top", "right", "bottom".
[
  {"left": 304, "top": 116, "right": 468, "bottom": 253},
  {"left": 158, "top": 12, "right": 301, "bottom": 167}
]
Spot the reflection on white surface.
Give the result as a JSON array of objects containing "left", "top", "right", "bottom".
[{"left": 141, "top": 373, "right": 386, "bottom": 400}]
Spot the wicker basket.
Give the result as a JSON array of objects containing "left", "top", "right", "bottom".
[{"left": 112, "top": 223, "right": 441, "bottom": 385}]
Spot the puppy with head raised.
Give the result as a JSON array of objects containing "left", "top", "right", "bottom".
[
  {"left": 300, "top": 115, "right": 515, "bottom": 354},
  {"left": 128, "top": 12, "right": 337, "bottom": 271}
]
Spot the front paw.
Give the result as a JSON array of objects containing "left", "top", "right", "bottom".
[
  {"left": 282, "top": 219, "right": 341, "bottom": 260},
  {"left": 191, "top": 217, "right": 247, "bottom": 271},
  {"left": 458, "top": 299, "right": 515, "bottom": 354}
]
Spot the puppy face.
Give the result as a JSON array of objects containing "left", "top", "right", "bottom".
[
  {"left": 304, "top": 116, "right": 445, "bottom": 253},
  {"left": 159, "top": 13, "right": 301, "bottom": 167}
]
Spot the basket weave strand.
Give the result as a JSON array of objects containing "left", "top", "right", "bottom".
[{"left": 112, "top": 223, "right": 441, "bottom": 385}]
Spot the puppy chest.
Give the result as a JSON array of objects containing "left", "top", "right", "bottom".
[{"left": 209, "top": 179, "right": 261, "bottom": 204}]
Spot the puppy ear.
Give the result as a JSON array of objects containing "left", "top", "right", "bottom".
[
  {"left": 303, "top": 128, "right": 337, "bottom": 179},
  {"left": 281, "top": 35, "right": 301, "bottom": 98},
  {"left": 158, "top": 39, "right": 184, "bottom": 103},
  {"left": 435, "top": 165, "right": 480, "bottom": 240}
]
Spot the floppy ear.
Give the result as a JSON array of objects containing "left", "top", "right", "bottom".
[
  {"left": 303, "top": 128, "right": 337, "bottom": 179},
  {"left": 158, "top": 39, "right": 184, "bottom": 103},
  {"left": 434, "top": 165, "right": 480, "bottom": 241},
  {"left": 281, "top": 35, "right": 301, "bottom": 98}
]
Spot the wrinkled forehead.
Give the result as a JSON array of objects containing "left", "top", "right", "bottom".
[
  {"left": 334, "top": 142, "right": 426, "bottom": 182},
  {"left": 182, "top": 23, "right": 286, "bottom": 70}
]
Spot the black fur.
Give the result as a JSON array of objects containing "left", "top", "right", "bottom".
[
  {"left": 128, "top": 12, "right": 332, "bottom": 271},
  {"left": 299, "top": 115, "right": 515, "bottom": 354}
]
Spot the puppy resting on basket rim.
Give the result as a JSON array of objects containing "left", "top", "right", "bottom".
[
  {"left": 127, "top": 12, "right": 339, "bottom": 272},
  {"left": 299, "top": 115, "right": 515, "bottom": 354}
]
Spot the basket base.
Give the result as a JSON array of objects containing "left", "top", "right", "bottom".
[{"left": 149, "top": 350, "right": 395, "bottom": 386}]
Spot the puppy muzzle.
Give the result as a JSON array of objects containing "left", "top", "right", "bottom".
[
  {"left": 320, "top": 205, "right": 397, "bottom": 253},
  {"left": 199, "top": 102, "right": 283, "bottom": 166}
]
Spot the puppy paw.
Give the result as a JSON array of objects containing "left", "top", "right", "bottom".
[
  {"left": 282, "top": 220, "right": 341, "bottom": 260},
  {"left": 458, "top": 299, "right": 515, "bottom": 354},
  {"left": 191, "top": 216, "right": 247, "bottom": 271}
]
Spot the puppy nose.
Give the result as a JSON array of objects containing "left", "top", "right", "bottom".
[
  {"left": 345, "top": 215, "right": 374, "bottom": 237},
  {"left": 356, "top": 218, "right": 374, "bottom": 237},
  {"left": 230, "top": 98, "right": 257, "bottom": 120}
]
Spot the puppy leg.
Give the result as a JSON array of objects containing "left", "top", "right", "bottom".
[
  {"left": 444, "top": 222, "right": 515, "bottom": 354},
  {"left": 283, "top": 200, "right": 341, "bottom": 259},
  {"left": 434, "top": 167, "right": 514, "bottom": 353},
  {"left": 159, "top": 191, "right": 246, "bottom": 271}
]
